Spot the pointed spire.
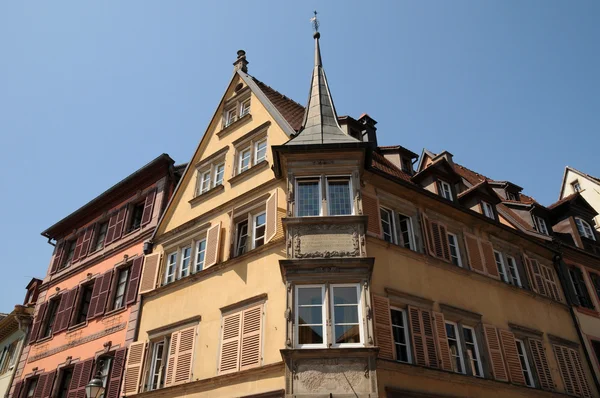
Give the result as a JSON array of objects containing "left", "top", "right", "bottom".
[{"left": 285, "top": 13, "right": 358, "bottom": 146}]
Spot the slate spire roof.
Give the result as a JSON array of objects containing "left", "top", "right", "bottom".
[{"left": 285, "top": 32, "right": 359, "bottom": 146}]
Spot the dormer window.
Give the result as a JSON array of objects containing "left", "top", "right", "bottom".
[
  {"left": 506, "top": 191, "right": 518, "bottom": 201},
  {"left": 572, "top": 180, "right": 582, "bottom": 193},
  {"left": 437, "top": 180, "right": 453, "bottom": 201},
  {"left": 575, "top": 218, "right": 596, "bottom": 240},
  {"left": 401, "top": 157, "right": 413, "bottom": 175},
  {"left": 481, "top": 201, "right": 495, "bottom": 219},
  {"left": 532, "top": 215, "right": 549, "bottom": 235}
]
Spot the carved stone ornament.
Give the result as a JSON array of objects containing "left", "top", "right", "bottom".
[
  {"left": 292, "top": 224, "right": 361, "bottom": 259},
  {"left": 294, "top": 358, "right": 371, "bottom": 394}
]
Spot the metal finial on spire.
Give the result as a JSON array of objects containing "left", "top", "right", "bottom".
[{"left": 310, "top": 11, "right": 319, "bottom": 34}]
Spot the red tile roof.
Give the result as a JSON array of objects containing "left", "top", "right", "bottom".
[
  {"left": 371, "top": 152, "right": 413, "bottom": 182},
  {"left": 548, "top": 193, "right": 578, "bottom": 210},
  {"left": 252, "top": 77, "right": 305, "bottom": 131}
]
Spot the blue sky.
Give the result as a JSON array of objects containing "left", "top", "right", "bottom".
[{"left": 1, "top": 1, "right": 598, "bottom": 311}]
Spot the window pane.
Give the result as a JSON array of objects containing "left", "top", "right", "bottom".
[
  {"left": 334, "top": 306, "right": 359, "bottom": 324},
  {"left": 298, "top": 325, "right": 323, "bottom": 345},
  {"left": 180, "top": 247, "right": 191, "bottom": 277},
  {"left": 297, "top": 288, "right": 322, "bottom": 305},
  {"left": 239, "top": 149, "right": 251, "bottom": 172},
  {"left": 328, "top": 180, "right": 352, "bottom": 216},
  {"left": 297, "top": 181, "right": 320, "bottom": 217},
  {"left": 298, "top": 307, "right": 323, "bottom": 325},
  {"left": 392, "top": 325, "right": 407, "bottom": 344},
  {"left": 195, "top": 239, "right": 206, "bottom": 271},
  {"left": 255, "top": 140, "right": 267, "bottom": 163},
  {"left": 214, "top": 164, "right": 225, "bottom": 186},
  {"left": 334, "top": 325, "right": 360, "bottom": 344},
  {"left": 333, "top": 287, "right": 358, "bottom": 305}
]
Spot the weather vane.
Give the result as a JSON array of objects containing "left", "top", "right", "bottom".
[{"left": 310, "top": 10, "right": 319, "bottom": 33}]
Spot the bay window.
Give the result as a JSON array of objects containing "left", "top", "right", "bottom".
[
  {"left": 296, "top": 179, "right": 321, "bottom": 217},
  {"left": 327, "top": 178, "right": 352, "bottom": 216},
  {"left": 295, "top": 176, "right": 354, "bottom": 217},
  {"left": 331, "top": 284, "right": 362, "bottom": 347},
  {"left": 295, "top": 286, "right": 326, "bottom": 348}
]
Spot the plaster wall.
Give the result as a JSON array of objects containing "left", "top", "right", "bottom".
[
  {"left": 562, "top": 170, "right": 600, "bottom": 231},
  {"left": 0, "top": 330, "right": 24, "bottom": 397}
]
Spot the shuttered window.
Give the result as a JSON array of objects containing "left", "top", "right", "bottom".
[
  {"left": 529, "top": 338, "right": 554, "bottom": 391},
  {"left": 139, "top": 253, "right": 161, "bottom": 294},
  {"left": 204, "top": 222, "right": 221, "bottom": 268},
  {"left": 408, "top": 306, "right": 438, "bottom": 368},
  {"left": 371, "top": 295, "right": 395, "bottom": 360},
  {"left": 463, "top": 233, "right": 500, "bottom": 279},
  {"left": 219, "top": 303, "right": 263, "bottom": 375},
  {"left": 498, "top": 330, "right": 526, "bottom": 385},
  {"left": 514, "top": 339, "right": 534, "bottom": 387},
  {"left": 483, "top": 325, "right": 508, "bottom": 381},
  {"left": 432, "top": 312, "right": 452, "bottom": 371},
  {"left": 123, "top": 341, "right": 147, "bottom": 396},
  {"left": 53, "top": 288, "right": 78, "bottom": 334},
  {"left": 265, "top": 190, "right": 278, "bottom": 244},
  {"left": 523, "top": 255, "right": 563, "bottom": 302},
  {"left": 105, "top": 348, "right": 126, "bottom": 398},
  {"left": 554, "top": 345, "right": 593, "bottom": 398},
  {"left": 87, "top": 271, "right": 113, "bottom": 320},
  {"left": 67, "top": 358, "right": 93, "bottom": 398},
  {"left": 569, "top": 267, "right": 594, "bottom": 309},
  {"left": 362, "top": 194, "right": 381, "bottom": 237},
  {"left": 422, "top": 215, "right": 450, "bottom": 262},
  {"left": 164, "top": 326, "right": 197, "bottom": 387}
]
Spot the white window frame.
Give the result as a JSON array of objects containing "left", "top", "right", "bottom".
[
  {"left": 214, "top": 163, "right": 225, "bottom": 187},
  {"left": 576, "top": 217, "right": 596, "bottom": 240},
  {"left": 295, "top": 285, "right": 327, "bottom": 349},
  {"left": 330, "top": 283, "right": 364, "bottom": 348},
  {"left": 147, "top": 338, "right": 168, "bottom": 391},
  {"left": 494, "top": 250, "right": 509, "bottom": 283},
  {"left": 224, "top": 107, "right": 238, "bottom": 128},
  {"left": 165, "top": 252, "right": 177, "bottom": 284},
  {"left": 234, "top": 133, "right": 268, "bottom": 176},
  {"left": 196, "top": 158, "right": 226, "bottom": 197},
  {"left": 240, "top": 98, "right": 251, "bottom": 117},
  {"left": 482, "top": 201, "right": 495, "bottom": 219},
  {"left": 572, "top": 180, "right": 581, "bottom": 193},
  {"left": 506, "top": 255, "right": 522, "bottom": 287},
  {"left": 438, "top": 180, "right": 453, "bottom": 200},
  {"left": 462, "top": 325, "right": 484, "bottom": 378},
  {"left": 295, "top": 177, "right": 323, "bottom": 217},
  {"left": 390, "top": 307, "right": 411, "bottom": 363},
  {"left": 515, "top": 339, "right": 535, "bottom": 387},
  {"left": 199, "top": 170, "right": 211, "bottom": 194},
  {"left": 380, "top": 207, "right": 396, "bottom": 244},
  {"left": 178, "top": 246, "right": 192, "bottom": 279},
  {"left": 445, "top": 321, "right": 465, "bottom": 374},
  {"left": 235, "top": 219, "right": 249, "bottom": 257},
  {"left": 194, "top": 238, "right": 207, "bottom": 273},
  {"left": 252, "top": 211, "right": 266, "bottom": 249},
  {"left": 532, "top": 215, "right": 549, "bottom": 235},
  {"left": 325, "top": 176, "right": 354, "bottom": 216},
  {"left": 397, "top": 214, "right": 416, "bottom": 251},
  {"left": 447, "top": 233, "right": 462, "bottom": 267},
  {"left": 238, "top": 147, "right": 252, "bottom": 174},
  {"left": 254, "top": 138, "right": 267, "bottom": 165}
]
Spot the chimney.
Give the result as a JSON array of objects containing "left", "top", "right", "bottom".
[
  {"left": 358, "top": 114, "right": 378, "bottom": 148},
  {"left": 233, "top": 50, "right": 249, "bottom": 73}
]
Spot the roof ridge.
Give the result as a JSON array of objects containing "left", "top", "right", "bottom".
[{"left": 250, "top": 76, "right": 305, "bottom": 109}]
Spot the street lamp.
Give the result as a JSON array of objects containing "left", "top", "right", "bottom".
[{"left": 85, "top": 367, "right": 105, "bottom": 398}]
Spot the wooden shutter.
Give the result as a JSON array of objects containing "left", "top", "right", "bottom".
[
  {"left": 125, "top": 256, "right": 143, "bottom": 305},
  {"left": 480, "top": 240, "right": 500, "bottom": 279},
  {"left": 205, "top": 222, "right": 221, "bottom": 268},
  {"left": 29, "top": 301, "right": 48, "bottom": 343},
  {"left": 408, "top": 306, "right": 437, "bottom": 367},
  {"left": 104, "top": 211, "right": 120, "bottom": 246},
  {"left": 362, "top": 194, "right": 382, "bottom": 237},
  {"left": 71, "top": 233, "right": 85, "bottom": 264},
  {"left": 50, "top": 242, "right": 65, "bottom": 274},
  {"left": 432, "top": 312, "right": 452, "bottom": 371},
  {"left": 67, "top": 361, "right": 83, "bottom": 398},
  {"left": 123, "top": 341, "right": 147, "bottom": 396},
  {"left": 542, "top": 265, "right": 562, "bottom": 302},
  {"left": 498, "top": 329, "right": 526, "bottom": 385},
  {"left": 141, "top": 189, "right": 157, "bottom": 226},
  {"left": 240, "top": 305, "right": 263, "bottom": 371},
  {"left": 105, "top": 348, "right": 127, "bottom": 398},
  {"left": 569, "top": 348, "right": 593, "bottom": 398},
  {"left": 79, "top": 226, "right": 95, "bottom": 259},
  {"left": 529, "top": 339, "right": 554, "bottom": 391},
  {"left": 54, "top": 288, "right": 78, "bottom": 334},
  {"left": 33, "top": 372, "right": 48, "bottom": 398},
  {"left": 265, "top": 190, "right": 278, "bottom": 243},
  {"left": 530, "top": 259, "right": 548, "bottom": 297},
  {"left": 87, "top": 276, "right": 103, "bottom": 321},
  {"left": 77, "top": 359, "right": 94, "bottom": 398},
  {"left": 164, "top": 331, "right": 178, "bottom": 387},
  {"left": 12, "top": 380, "right": 23, "bottom": 398},
  {"left": 219, "top": 311, "right": 242, "bottom": 374},
  {"left": 174, "top": 326, "right": 196, "bottom": 384},
  {"left": 139, "top": 253, "right": 161, "bottom": 294},
  {"left": 421, "top": 214, "right": 435, "bottom": 257},
  {"left": 483, "top": 325, "right": 508, "bottom": 381},
  {"left": 421, "top": 309, "right": 438, "bottom": 368},
  {"left": 372, "top": 295, "right": 395, "bottom": 360},
  {"left": 40, "top": 370, "right": 56, "bottom": 398},
  {"left": 112, "top": 206, "right": 128, "bottom": 242},
  {"left": 464, "top": 232, "right": 485, "bottom": 274},
  {"left": 555, "top": 345, "right": 578, "bottom": 396},
  {"left": 89, "top": 271, "right": 113, "bottom": 319},
  {"left": 429, "top": 221, "right": 450, "bottom": 261}
]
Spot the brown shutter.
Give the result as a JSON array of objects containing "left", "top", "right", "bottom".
[
  {"left": 529, "top": 339, "right": 554, "bottom": 391},
  {"left": 265, "top": 190, "right": 278, "bottom": 243},
  {"left": 54, "top": 287, "right": 78, "bottom": 333},
  {"left": 71, "top": 233, "right": 85, "bottom": 264},
  {"left": 438, "top": 224, "right": 451, "bottom": 261},
  {"left": 67, "top": 361, "right": 83, "bottom": 398},
  {"left": 430, "top": 221, "right": 450, "bottom": 261},
  {"left": 205, "top": 222, "right": 221, "bottom": 268},
  {"left": 112, "top": 206, "right": 128, "bottom": 242},
  {"left": 240, "top": 305, "right": 263, "bottom": 371},
  {"left": 464, "top": 232, "right": 485, "bottom": 274},
  {"left": 138, "top": 253, "right": 161, "bottom": 294},
  {"left": 88, "top": 271, "right": 113, "bottom": 320},
  {"left": 529, "top": 258, "right": 548, "bottom": 296},
  {"left": 79, "top": 226, "right": 95, "bottom": 259},
  {"left": 554, "top": 345, "right": 577, "bottom": 396},
  {"left": 174, "top": 326, "right": 196, "bottom": 384},
  {"left": 50, "top": 242, "right": 65, "bottom": 274},
  {"left": 542, "top": 265, "right": 562, "bottom": 302},
  {"left": 86, "top": 276, "right": 103, "bottom": 321},
  {"left": 522, "top": 254, "right": 536, "bottom": 291},
  {"left": 498, "top": 329, "right": 526, "bottom": 385},
  {"left": 104, "top": 211, "right": 120, "bottom": 246},
  {"left": 372, "top": 295, "right": 395, "bottom": 360},
  {"left": 33, "top": 372, "right": 48, "bottom": 398},
  {"left": 421, "top": 309, "right": 438, "bottom": 368},
  {"left": 421, "top": 214, "right": 435, "bottom": 257},
  {"left": 74, "top": 359, "right": 94, "bottom": 398},
  {"left": 164, "top": 331, "right": 178, "bottom": 387},
  {"left": 11, "top": 380, "right": 23, "bottom": 398},
  {"left": 125, "top": 256, "right": 143, "bottom": 305},
  {"left": 105, "top": 348, "right": 127, "bottom": 398},
  {"left": 569, "top": 348, "right": 593, "bottom": 398},
  {"left": 408, "top": 306, "right": 426, "bottom": 366},
  {"left": 480, "top": 240, "right": 500, "bottom": 279},
  {"left": 362, "top": 194, "right": 381, "bottom": 237},
  {"left": 123, "top": 341, "right": 147, "bottom": 396},
  {"left": 41, "top": 370, "right": 56, "bottom": 398},
  {"left": 141, "top": 189, "right": 156, "bottom": 226},
  {"left": 219, "top": 311, "right": 242, "bottom": 374},
  {"left": 432, "top": 312, "right": 452, "bottom": 371},
  {"left": 29, "top": 301, "right": 48, "bottom": 343},
  {"left": 483, "top": 325, "right": 508, "bottom": 381}
]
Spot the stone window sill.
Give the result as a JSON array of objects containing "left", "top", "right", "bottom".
[
  {"left": 189, "top": 184, "right": 225, "bottom": 206},
  {"left": 217, "top": 114, "right": 252, "bottom": 139},
  {"left": 228, "top": 160, "right": 270, "bottom": 187}
]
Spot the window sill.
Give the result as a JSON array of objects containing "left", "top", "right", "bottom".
[
  {"left": 217, "top": 113, "right": 252, "bottom": 139},
  {"left": 36, "top": 335, "right": 53, "bottom": 344},
  {"left": 103, "top": 305, "right": 128, "bottom": 319},
  {"left": 188, "top": 184, "right": 225, "bottom": 207},
  {"left": 67, "top": 322, "right": 88, "bottom": 333},
  {"left": 228, "top": 160, "right": 270, "bottom": 187}
]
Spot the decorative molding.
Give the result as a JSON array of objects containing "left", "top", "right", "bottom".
[
  {"left": 231, "top": 121, "right": 271, "bottom": 146},
  {"left": 194, "top": 146, "right": 230, "bottom": 170},
  {"left": 228, "top": 160, "right": 270, "bottom": 187},
  {"left": 216, "top": 113, "right": 252, "bottom": 139}
]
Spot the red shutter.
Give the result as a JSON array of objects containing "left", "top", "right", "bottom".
[
  {"left": 141, "top": 190, "right": 156, "bottom": 226},
  {"left": 123, "top": 341, "right": 147, "bottom": 396},
  {"left": 125, "top": 256, "right": 143, "bottom": 305},
  {"left": 40, "top": 370, "right": 56, "bottom": 398},
  {"left": 372, "top": 295, "right": 395, "bottom": 360},
  {"left": 138, "top": 253, "right": 161, "bottom": 294},
  {"left": 219, "top": 311, "right": 242, "bottom": 374},
  {"left": 104, "top": 212, "right": 120, "bottom": 246},
  {"left": 33, "top": 372, "right": 48, "bottom": 398},
  {"left": 93, "top": 271, "right": 114, "bottom": 318},
  {"left": 464, "top": 232, "right": 485, "bottom": 274},
  {"left": 483, "top": 325, "right": 508, "bottom": 381},
  {"left": 86, "top": 276, "right": 103, "bottom": 321},
  {"left": 11, "top": 380, "right": 23, "bottom": 398},
  {"left": 112, "top": 206, "right": 128, "bottom": 242},
  {"left": 29, "top": 301, "right": 48, "bottom": 343},
  {"left": 432, "top": 312, "right": 452, "bottom": 371},
  {"left": 79, "top": 226, "right": 95, "bottom": 259},
  {"left": 239, "top": 305, "right": 262, "bottom": 371},
  {"left": 50, "top": 242, "right": 65, "bottom": 274},
  {"left": 480, "top": 240, "right": 500, "bottom": 279},
  {"left": 529, "top": 339, "right": 554, "bottom": 391},
  {"left": 54, "top": 288, "right": 78, "bottom": 334},
  {"left": 498, "top": 329, "right": 526, "bottom": 385},
  {"left": 362, "top": 194, "right": 382, "bottom": 237},
  {"left": 71, "top": 233, "right": 85, "bottom": 264},
  {"left": 105, "top": 348, "right": 127, "bottom": 398}
]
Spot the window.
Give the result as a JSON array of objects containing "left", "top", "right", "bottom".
[
  {"left": 42, "top": 298, "right": 60, "bottom": 338},
  {"left": 235, "top": 220, "right": 249, "bottom": 256},
  {"left": 148, "top": 337, "right": 170, "bottom": 391},
  {"left": 515, "top": 339, "right": 535, "bottom": 387},
  {"left": 506, "top": 256, "right": 522, "bottom": 287},
  {"left": 196, "top": 160, "right": 225, "bottom": 196},
  {"left": 296, "top": 179, "right": 321, "bottom": 217},
  {"left": 74, "top": 284, "right": 94, "bottom": 325},
  {"left": 569, "top": 267, "right": 594, "bottom": 309},
  {"left": 462, "top": 326, "right": 483, "bottom": 377},
  {"left": 254, "top": 138, "right": 267, "bottom": 164},
  {"left": 380, "top": 208, "right": 395, "bottom": 243},
  {"left": 572, "top": 180, "right": 582, "bottom": 193},
  {"left": 214, "top": 163, "right": 225, "bottom": 186},
  {"left": 199, "top": 170, "right": 211, "bottom": 194},
  {"left": 445, "top": 322, "right": 464, "bottom": 374},
  {"left": 253, "top": 212, "right": 266, "bottom": 249},
  {"left": 57, "top": 368, "right": 73, "bottom": 398},
  {"left": 127, "top": 202, "right": 145, "bottom": 233},
  {"left": 448, "top": 233, "right": 462, "bottom": 267},
  {"left": 576, "top": 218, "right": 596, "bottom": 240},
  {"left": 327, "top": 178, "right": 352, "bottom": 216},
  {"left": 437, "top": 180, "right": 453, "bottom": 200},
  {"left": 330, "top": 285, "right": 362, "bottom": 347},
  {"left": 165, "top": 252, "right": 177, "bottom": 284},
  {"left": 238, "top": 148, "right": 251, "bottom": 173},
  {"left": 224, "top": 107, "right": 237, "bottom": 127},
  {"left": 95, "top": 357, "right": 112, "bottom": 398},
  {"left": 295, "top": 286, "right": 326, "bottom": 348},
  {"left": 398, "top": 215, "right": 415, "bottom": 250},
  {"left": 24, "top": 378, "right": 38, "bottom": 398},
  {"left": 391, "top": 308, "right": 411, "bottom": 363},
  {"left": 179, "top": 247, "right": 192, "bottom": 278},
  {"left": 0, "top": 339, "right": 19, "bottom": 374},
  {"left": 481, "top": 201, "right": 495, "bottom": 219},
  {"left": 532, "top": 215, "right": 549, "bottom": 235},
  {"left": 506, "top": 191, "right": 518, "bottom": 201},
  {"left": 164, "top": 237, "right": 209, "bottom": 285},
  {"left": 112, "top": 267, "right": 130, "bottom": 310},
  {"left": 195, "top": 239, "right": 207, "bottom": 272},
  {"left": 240, "top": 98, "right": 251, "bottom": 117},
  {"left": 494, "top": 251, "right": 508, "bottom": 283},
  {"left": 93, "top": 222, "right": 109, "bottom": 252},
  {"left": 401, "top": 157, "right": 413, "bottom": 175},
  {"left": 61, "top": 240, "right": 76, "bottom": 269}
]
